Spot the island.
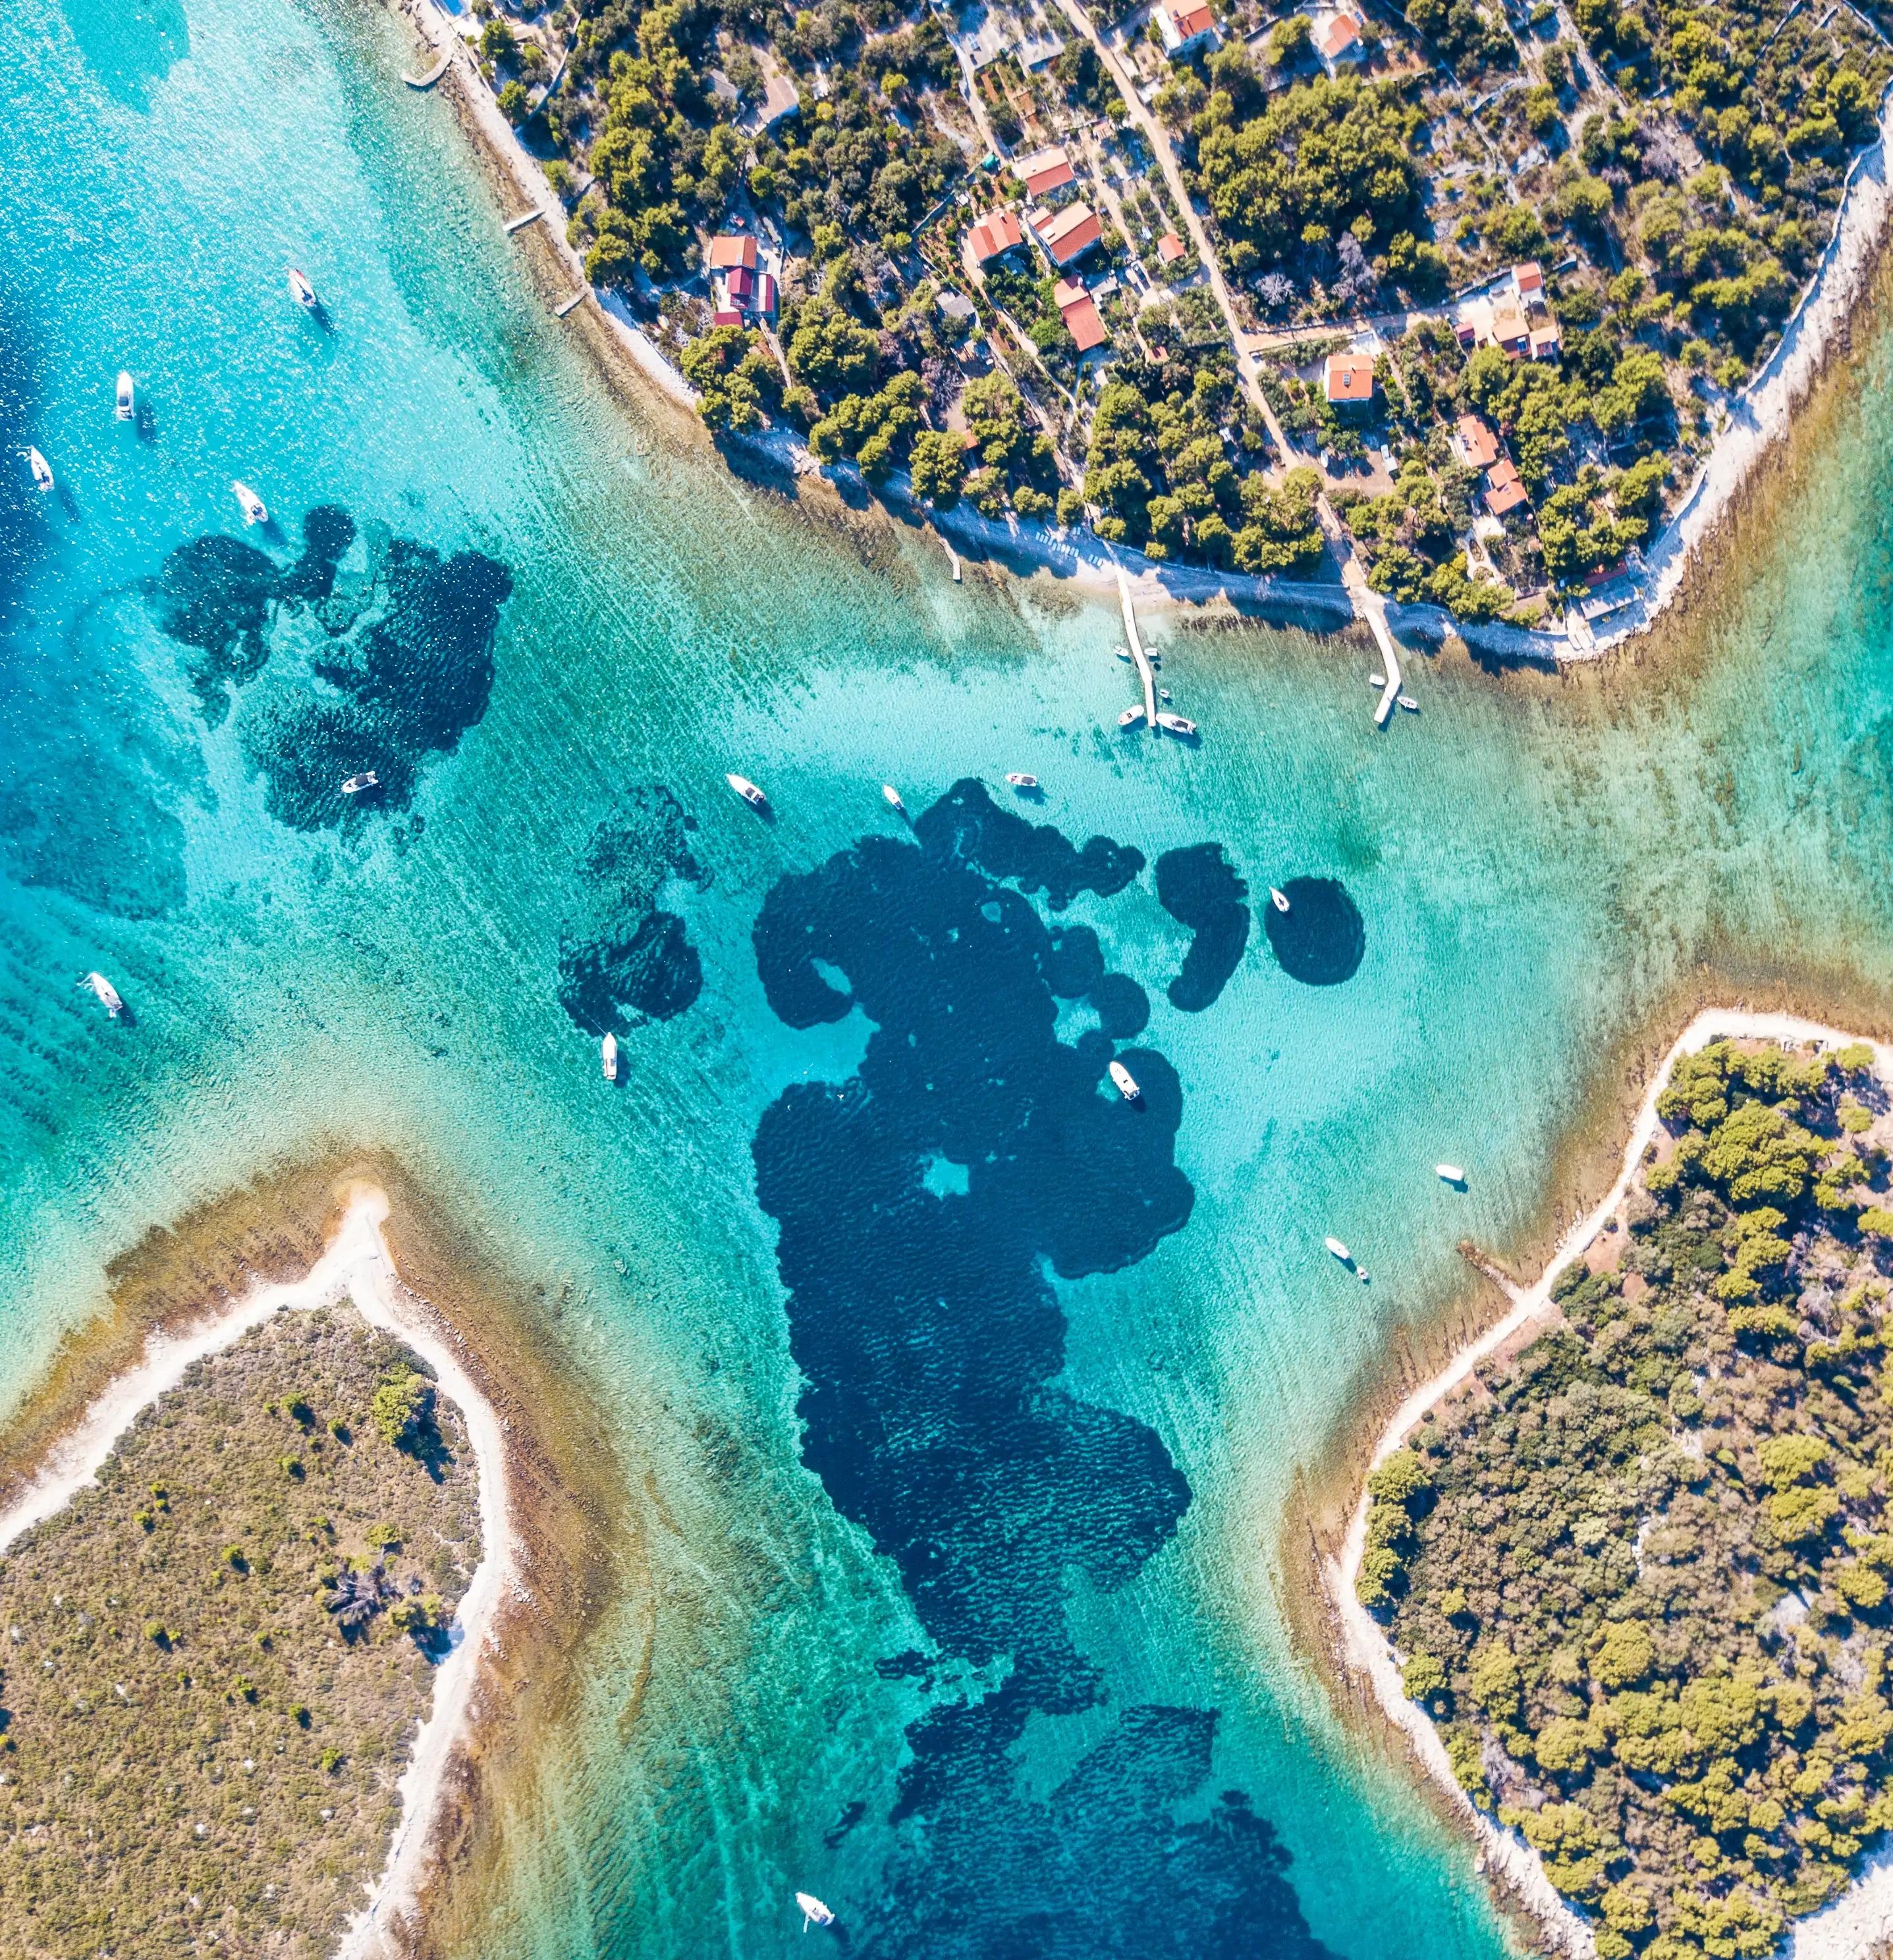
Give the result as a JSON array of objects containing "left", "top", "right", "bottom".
[
  {"left": 447, "top": 0, "right": 1893, "bottom": 635},
  {"left": 1343, "top": 1023, "right": 1893, "bottom": 1960}
]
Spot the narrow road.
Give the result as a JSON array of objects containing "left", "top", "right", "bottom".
[{"left": 1046, "top": 0, "right": 1300, "bottom": 465}]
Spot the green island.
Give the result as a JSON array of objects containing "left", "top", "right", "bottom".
[
  {"left": 1359, "top": 1036, "right": 1893, "bottom": 1959},
  {"left": 0, "top": 1307, "right": 481, "bottom": 1959},
  {"left": 468, "top": 0, "right": 1890, "bottom": 622}
]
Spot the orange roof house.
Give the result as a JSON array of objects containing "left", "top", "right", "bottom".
[
  {"left": 1012, "top": 145, "right": 1077, "bottom": 199},
  {"left": 1490, "top": 300, "right": 1529, "bottom": 354},
  {"left": 1484, "top": 458, "right": 1529, "bottom": 516},
  {"left": 1323, "top": 351, "right": 1375, "bottom": 406},
  {"left": 706, "top": 234, "right": 758, "bottom": 272},
  {"left": 1156, "top": 0, "right": 1219, "bottom": 53},
  {"left": 1454, "top": 414, "right": 1499, "bottom": 469},
  {"left": 1031, "top": 202, "right": 1103, "bottom": 266},
  {"left": 1054, "top": 277, "right": 1108, "bottom": 354},
  {"left": 1157, "top": 231, "right": 1186, "bottom": 265},
  {"left": 1514, "top": 260, "right": 1544, "bottom": 299},
  {"left": 1314, "top": 11, "right": 1367, "bottom": 71},
  {"left": 1529, "top": 323, "right": 1561, "bottom": 361},
  {"left": 964, "top": 208, "right": 1026, "bottom": 267}
]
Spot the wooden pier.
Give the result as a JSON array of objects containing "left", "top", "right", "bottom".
[
  {"left": 1116, "top": 568, "right": 1157, "bottom": 728},
  {"left": 504, "top": 208, "right": 545, "bottom": 235}
]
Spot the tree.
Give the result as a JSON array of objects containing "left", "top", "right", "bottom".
[
  {"left": 910, "top": 431, "right": 967, "bottom": 508},
  {"left": 784, "top": 296, "right": 880, "bottom": 400},
  {"left": 371, "top": 1365, "right": 434, "bottom": 1453}
]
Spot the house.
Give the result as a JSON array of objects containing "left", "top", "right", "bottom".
[
  {"left": 1323, "top": 350, "right": 1375, "bottom": 408},
  {"left": 1529, "top": 322, "right": 1560, "bottom": 362},
  {"left": 1453, "top": 414, "right": 1499, "bottom": 470},
  {"left": 1157, "top": 231, "right": 1187, "bottom": 265},
  {"left": 1489, "top": 299, "right": 1529, "bottom": 356},
  {"left": 1012, "top": 145, "right": 1076, "bottom": 200},
  {"left": 1054, "top": 277, "right": 1109, "bottom": 354},
  {"left": 1313, "top": 10, "right": 1367, "bottom": 73},
  {"left": 1513, "top": 260, "right": 1544, "bottom": 302},
  {"left": 964, "top": 207, "right": 1027, "bottom": 271},
  {"left": 1484, "top": 458, "right": 1529, "bottom": 517},
  {"left": 1031, "top": 202, "right": 1103, "bottom": 267},
  {"left": 1156, "top": 0, "right": 1219, "bottom": 57},
  {"left": 706, "top": 234, "right": 759, "bottom": 274}
]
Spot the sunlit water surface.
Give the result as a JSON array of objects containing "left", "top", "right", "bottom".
[{"left": 5, "top": 2, "right": 1893, "bottom": 1955}]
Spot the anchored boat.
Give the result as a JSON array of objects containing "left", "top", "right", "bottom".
[
  {"left": 1269, "top": 887, "right": 1290, "bottom": 913},
  {"left": 1155, "top": 712, "right": 1197, "bottom": 737},
  {"left": 881, "top": 783, "right": 906, "bottom": 814},
  {"left": 1108, "top": 1059, "right": 1141, "bottom": 1102},
  {"left": 1003, "top": 773, "right": 1039, "bottom": 791},
  {"left": 1325, "top": 1236, "right": 1352, "bottom": 1263},
  {"left": 1397, "top": 695, "right": 1419, "bottom": 713},
  {"left": 115, "top": 371, "right": 135, "bottom": 421},
  {"left": 25, "top": 447, "right": 52, "bottom": 492},
  {"left": 233, "top": 480, "right": 268, "bottom": 526},
  {"left": 1436, "top": 1163, "right": 1466, "bottom": 1185},
  {"left": 1116, "top": 707, "right": 1143, "bottom": 728},
  {"left": 795, "top": 1893, "right": 835, "bottom": 1929},
  {"left": 79, "top": 971, "right": 124, "bottom": 1018},
  {"left": 726, "top": 773, "right": 767, "bottom": 809},
  {"left": 601, "top": 1033, "right": 618, "bottom": 1083},
  {"left": 287, "top": 266, "right": 319, "bottom": 310},
  {"left": 341, "top": 771, "right": 380, "bottom": 796}
]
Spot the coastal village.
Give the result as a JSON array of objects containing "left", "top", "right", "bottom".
[{"left": 466, "top": 0, "right": 1893, "bottom": 630}]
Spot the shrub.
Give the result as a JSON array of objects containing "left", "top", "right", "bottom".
[{"left": 371, "top": 1367, "right": 435, "bottom": 1454}]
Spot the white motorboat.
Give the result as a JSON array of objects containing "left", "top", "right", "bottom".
[
  {"left": 341, "top": 771, "right": 380, "bottom": 796},
  {"left": 287, "top": 266, "right": 320, "bottom": 310},
  {"left": 1437, "top": 1163, "right": 1466, "bottom": 1185},
  {"left": 727, "top": 772, "right": 767, "bottom": 809},
  {"left": 601, "top": 1033, "right": 618, "bottom": 1083},
  {"left": 1155, "top": 712, "right": 1197, "bottom": 736},
  {"left": 115, "top": 371, "right": 135, "bottom": 421},
  {"left": 25, "top": 447, "right": 52, "bottom": 493},
  {"left": 79, "top": 971, "right": 124, "bottom": 1018},
  {"left": 1108, "top": 1059, "right": 1141, "bottom": 1102},
  {"left": 1368, "top": 672, "right": 1386, "bottom": 688},
  {"left": 1116, "top": 707, "right": 1143, "bottom": 728},
  {"left": 1004, "top": 773, "right": 1039, "bottom": 790},
  {"left": 795, "top": 1893, "right": 835, "bottom": 1929},
  {"left": 1269, "top": 887, "right": 1290, "bottom": 913},
  {"left": 881, "top": 783, "right": 906, "bottom": 814},
  {"left": 1159, "top": 689, "right": 1172, "bottom": 703},
  {"left": 233, "top": 480, "right": 268, "bottom": 526},
  {"left": 1397, "top": 695, "right": 1419, "bottom": 713},
  {"left": 1114, "top": 645, "right": 1133, "bottom": 663},
  {"left": 1325, "top": 1236, "right": 1352, "bottom": 1264}
]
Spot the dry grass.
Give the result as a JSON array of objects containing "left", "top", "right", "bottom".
[{"left": 0, "top": 1305, "right": 481, "bottom": 1958}]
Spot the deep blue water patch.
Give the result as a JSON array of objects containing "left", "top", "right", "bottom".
[
  {"left": 1155, "top": 844, "right": 1249, "bottom": 1012},
  {"left": 146, "top": 508, "right": 511, "bottom": 829},
  {"left": 750, "top": 786, "right": 1336, "bottom": 1959},
  {"left": 557, "top": 788, "right": 707, "bottom": 1033},
  {"left": 1263, "top": 877, "right": 1365, "bottom": 987}
]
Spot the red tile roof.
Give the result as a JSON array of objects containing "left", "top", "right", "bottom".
[
  {"left": 1316, "top": 12, "right": 1361, "bottom": 57},
  {"left": 1514, "top": 259, "right": 1544, "bottom": 295},
  {"left": 707, "top": 234, "right": 757, "bottom": 271},
  {"left": 1157, "top": 231, "right": 1186, "bottom": 264},
  {"left": 1054, "top": 278, "right": 1109, "bottom": 352},
  {"left": 1012, "top": 146, "right": 1076, "bottom": 199},
  {"left": 1323, "top": 352, "right": 1375, "bottom": 404},
  {"left": 1455, "top": 414, "right": 1499, "bottom": 468},
  {"left": 1485, "top": 476, "right": 1530, "bottom": 516},
  {"left": 1164, "top": 0, "right": 1217, "bottom": 38},
  {"left": 1034, "top": 202, "right": 1102, "bottom": 265},
  {"left": 966, "top": 208, "right": 1026, "bottom": 264}
]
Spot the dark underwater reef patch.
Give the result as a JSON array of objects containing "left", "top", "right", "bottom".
[
  {"left": 1263, "top": 875, "right": 1365, "bottom": 987},
  {"left": 1155, "top": 844, "right": 1250, "bottom": 1012},
  {"left": 148, "top": 507, "right": 511, "bottom": 828},
  {"left": 557, "top": 788, "right": 707, "bottom": 1034},
  {"left": 750, "top": 783, "right": 1334, "bottom": 1958}
]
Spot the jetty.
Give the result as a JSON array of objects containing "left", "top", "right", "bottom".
[
  {"left": 401, "top": 49, "right": 453, "bottom": 88},
  {"left": 504, "top": 208, "right": 546, "bottom": 235},
  {"left": 1316, "top": 495, "right": 1403, "bottom": 726},
  {"left": 554, "top": 289, "right": 588, "bottom": 319},
  {"left": 1115, "top": 568, "right": 1157, "bottom": 728},
  {"left": 941, "top": 534, "right": 962, "bottom": 582}
]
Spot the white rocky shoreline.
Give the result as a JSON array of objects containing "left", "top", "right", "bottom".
[
  {"left": 401, "top": 0, "right": 1893, "bottom": 671},
  {"left": 0, "top": 1184, "right": 519, "bottom": 1960},
  {"left": 1329, "top": 1010, "right": 1893, "bottom": 1960}
]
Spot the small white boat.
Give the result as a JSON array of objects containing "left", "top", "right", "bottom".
[
  {"left": 1116, "top": 707, "right": 1143, "bottom": 728},
  {"left": 1325, "top": 1236, "right": 1352, "bottom": 1264},
  {"left": 341, "top": 771, "right": 380, "bottom": 796},
  {"left": 1155, "top": 713, "right": 1197, "bottom": 736},
  {"left": 1004, "top": 773, "right": 1039, "bottom": 790},
  {"left": 1368, "top": 672, "right": 1385, "bottom": 688},
  {"left": 1114, "top": 645, "right": 1133, "bottom": 663},
  {"left": 1437, "top": 1163, "right": 1466, "bottom": 1185},
  {"left": 601, "top": 1033, "right": 618, "bottom": 1082},
  {"left": 1269, "top": 887, "right": 1290, "bottom": 913},
  {"left": 1159, "top": 689, "right": 1172, "bottom": 703},
  {"left": 25, "top": 447, "right": 52, "bottom": 493},
  {"left": 287, "top": 266, "right": 319, "bottom": 310},
  {"left": 727, "top": 772, "right": 767, "bottom": 809},
  {"left": 1109, "top": 1059, "right": 1141, "bottom": 1102},
  {"left": 79, "top": 971, "right": 124, "bottom": 1018},
  {"left": 795, "top": 1893, "right": 835, "bottom": 1929},
  {"left": 881, "top": 783, "right": 906, "bottom": 814},
  {"left": 115, "top": 371, "right": 135, "bottom": 421},
  {"left": 233, "top": 480, "right": 268, "bottom": 526},
  {"left": 1397, "top": 695, "right": 1419, "bottom": 713}
]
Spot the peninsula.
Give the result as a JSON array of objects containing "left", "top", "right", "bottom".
[
  {"left": 439, "top": 0, "right": 1893, "bottom": 643},
  {"left": 1339, "top": 1019, "right": 1893, "bottom": 1960}
]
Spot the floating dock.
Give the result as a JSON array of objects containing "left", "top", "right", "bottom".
[{"left": 1116, "top": 568, "right": 1157, "bottom": 728}]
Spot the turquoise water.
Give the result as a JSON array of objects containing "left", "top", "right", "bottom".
[{"left": 6, "top": 1, "right": 1893, "bottom": 1954}]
